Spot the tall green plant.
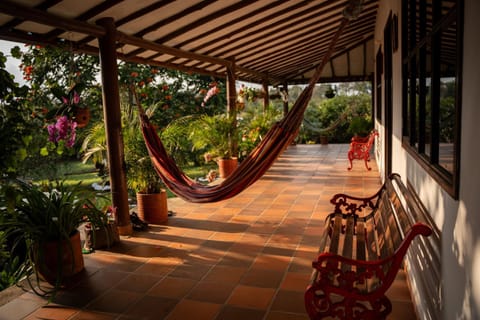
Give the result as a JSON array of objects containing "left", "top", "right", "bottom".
[{"left": 189, "top": 114, "right": 237, "bottom": 160}]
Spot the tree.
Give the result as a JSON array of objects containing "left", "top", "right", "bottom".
[{"left": 0, "top": 51, "right": 38, "bottom": 176}]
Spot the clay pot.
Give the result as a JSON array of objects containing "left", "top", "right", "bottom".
[
  {"left": 217, "top": 157, "right": 238, "bottom": 179},
  {"left": 38, "top": 231, "right": 84, "bottom": 285},
  {"left": 74, "top": 107, "right": 90, "bottom": 128},
  {"left": 136, "top": 189, "right": 169, "bottom": 224}
]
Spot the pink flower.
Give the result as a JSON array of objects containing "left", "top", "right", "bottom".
[
  {"left": 47, "top": 116, "right": 77, "bottom": 147},
  {"left": 47, "top": 123, "right": 57, "bottom": 142},
  {"left": 72, "top": 91, "right": 80, "bottom": 104},
  {"left": 201, "top": 84, "right": 220, "bottom": 107}
]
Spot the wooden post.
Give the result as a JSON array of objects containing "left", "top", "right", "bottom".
[
  {"left": 262, "top": 79, "right": 269, "bottom": 112},
  {"left": 226, "top": 60, "right": 238, "bottom": 158},
  {"left": 282, "top": 82, "right": 289, "bottom": 117},
  {"left": 96, "top": 17, "right": 132, "bottom": 236}
]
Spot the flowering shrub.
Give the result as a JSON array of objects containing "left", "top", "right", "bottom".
[
  {"left": 201, "top": 82, "right": 220, "bottom": 107},
  {"left": 47, "top": 116, "right": 77, "bottom": 148}
]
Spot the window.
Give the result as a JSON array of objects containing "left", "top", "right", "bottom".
[{"left": 402, "top": 0, "right": 463, "bottom": 198}]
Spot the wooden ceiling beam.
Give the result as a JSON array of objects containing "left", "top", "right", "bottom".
[
  {"left": 154, "top": 0, "right": 259, "bottom": 45},
  {"left": 197, "top": 0, "right": 341, "bottom": 57},
  {"left": 0, "top": 0, "right": 61, "bottom": 33},
  {"left": 0, "top": 0, "right": 105, "bottom": 38},
  {"left": 283, "top": 35, "right": 373, "bottom": 81},
  {"left": 240, "top": 24, "right": 366, "bottom": 74},
  {"left": 171, "top": 0, "right": 288, "bottom": 50},
  {"left": 77, "top": 0, "right": 176, "bottom": 47},
  {"left": 45, "top": 0, "right": 125, "bottom": 40},
  {"left": 235, "top": 6, "right": 376, "bottom": 71}
]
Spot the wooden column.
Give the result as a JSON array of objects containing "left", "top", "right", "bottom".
[
  {"left": 226, "top": 61, "right": 238, "bottom": 158},
  {"left": 262, "top": 79, "right": 269, "bottom": 112},
  {"left": 96, "top": 17, "right": 132, "bottom": 236},
  {"left": 282, "top": 82, "right": 289, "bottom": 117}
]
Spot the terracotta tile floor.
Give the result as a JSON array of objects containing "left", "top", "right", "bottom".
[{"left": 0, "top": 144, "right": 418, "bottom": 320}]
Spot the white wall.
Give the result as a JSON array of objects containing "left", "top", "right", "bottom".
[
  {"left": 374, "top": 0, "right": 480, "bottom": 319},
  {"left": 445, "top": 0, "right": 480, "bottom": 318}
]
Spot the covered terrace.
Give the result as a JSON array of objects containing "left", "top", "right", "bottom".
[{"left": 0, "top": 1, "right": 404, "bottom": 319}]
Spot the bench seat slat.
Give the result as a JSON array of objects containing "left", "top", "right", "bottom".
[
  {"left": 341, "top": 215, "right": 356, "bottom": 272},
  {"left": 328, "top": 215, "right": 343, "bottom": 255}
]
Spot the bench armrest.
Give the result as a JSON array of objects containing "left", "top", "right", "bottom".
[
  {"left": 310, "top": 223, "right": 432, "bottom": 299},
  {"left": 310, "top": 252, "right": 395, "bottom": 300}
]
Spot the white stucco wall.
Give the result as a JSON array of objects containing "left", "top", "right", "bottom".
[{"left": 374, "top": 0, "right": 480, "bottom": 319}]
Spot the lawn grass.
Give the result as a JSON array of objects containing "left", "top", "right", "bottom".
[{"left": 32, "top": 160, "right": 218, "bottom": 199}]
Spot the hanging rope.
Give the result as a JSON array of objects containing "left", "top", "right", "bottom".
[{"left": 138, "top": 15, "right": 354, "bottom": 203}]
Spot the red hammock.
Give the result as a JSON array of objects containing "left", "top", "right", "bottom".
[{"left": 140, "top": 18, "right": 350, "bottom": 203}]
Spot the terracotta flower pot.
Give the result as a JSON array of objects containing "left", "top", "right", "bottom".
[
  {"left": 217, "top": 157, "right": 238, "bottom": 179},
  {"left": 38, "top": 231, "right": 84, "bottom": 285},
  {"left": 74, "top": 107, "right": 91, "bottom": 128},
  {"left": 136, "top": 190, "right": 169, "bottom": 224}
]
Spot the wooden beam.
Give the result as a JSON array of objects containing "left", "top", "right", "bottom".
[
  {"left": 116, "top": 32, "right": 232, "bottom": 69},
  {"left": 45, "top": 0, "right": 124, "bottom": 41},
  {"left": 0, "top": 0, "right": 105, "bottom": 38}
]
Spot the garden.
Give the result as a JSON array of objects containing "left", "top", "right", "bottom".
[{"left": 0, "top": 45, "right": 372, "bottom": 293}]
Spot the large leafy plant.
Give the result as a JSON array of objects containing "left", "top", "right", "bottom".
[
  {"left": 0, "top": 179, "right": 107, "bottom": 296},
  {"left": 189, "top": 113, "right": 237, "bottom": 160},
  {"left": 123, "top": 104, "right": 165, "bottom": 194},
  {"left": 2, "top": 180, "right": 106, "bottom": 241}
]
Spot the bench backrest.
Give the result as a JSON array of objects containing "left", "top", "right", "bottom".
[{"left": 365, "top": 174, "right": 431, "bottom": 257}]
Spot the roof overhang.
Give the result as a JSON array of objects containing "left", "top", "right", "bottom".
[{"left": 0, "top": 0, "right": 378, "bottom": 84}]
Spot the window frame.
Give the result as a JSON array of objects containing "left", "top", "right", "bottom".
[{"left": 401, "top": 0, "right": 463, "bottom": 199}]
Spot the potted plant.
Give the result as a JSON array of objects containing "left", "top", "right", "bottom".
[
  {"left": 324, "top": 85, "right": 336, "bottom": 99},
  {"left": 0, "top": 179, "right": 107, "bottom": 296},
  {"left": 189, "top": 113, "right": 238, "bottom": 178},
  {"left": 123, "top": 106, "right": 169, "bottom": 225}
]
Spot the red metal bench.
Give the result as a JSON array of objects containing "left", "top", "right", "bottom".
[
  {"left": 304, "top": 173, "right": 432, "bottom": 320},
  {"left": 347, "top": 130, "right": 378, "bottom": 170}
]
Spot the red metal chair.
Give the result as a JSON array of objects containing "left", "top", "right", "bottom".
[{"left": 347, "top": 130, "right": 379, "bottom": 170}]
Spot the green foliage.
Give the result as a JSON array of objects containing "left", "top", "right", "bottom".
[
  {"left": 123, "top": 104, "right": 164, "bottom": 194},
  {"left": 161, "top": 115, "right": 200, "bottom": 167},
  {"left": 237, "top": 104, "right": 283, "bottom": 160},
  {"left": 189, "top": 113, "right": 236, "bottom": 160},
  {"left": 1, "top": 180, "right": 107, "bottom": 241},
  {"left": 0, "top": 179, "right": 108, "bottom": 295},
  {"left": 0, "top": 51, "right": 39, "bottom": 176},
  {"left": 347, "top": 116, "right": 372, "bottom": 137},
  {"left": 298, "top": 82, "right": 372, "bottom": 143}
]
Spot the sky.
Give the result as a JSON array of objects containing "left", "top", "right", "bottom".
[{"left": 0, "top": 39, "right": 24, "bottom": 84}]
